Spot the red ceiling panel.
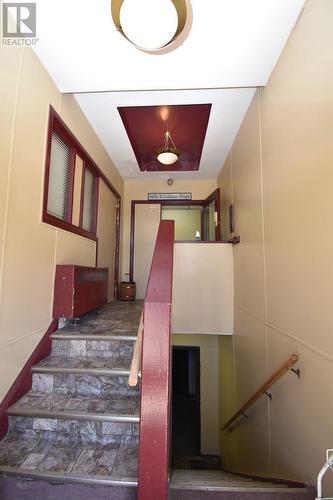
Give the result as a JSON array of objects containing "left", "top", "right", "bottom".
[{"left": 117, "top": 104, "right": 212, "bottom": 172}]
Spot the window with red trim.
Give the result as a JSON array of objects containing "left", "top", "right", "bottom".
[
  {"left": 79, "top": 163, "right": 99, "bottom": 234},
  {"left": 43, "top": 108, "right": 98, "bottom": 240}
]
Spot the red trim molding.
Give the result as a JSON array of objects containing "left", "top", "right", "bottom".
[
  {"left": 0, "top": 319, "right": 58, "bottom": 439},
  {"left": 66, "top": 147, "right": 76, "bottom": 224},
  {"left": 78, "top": 161, "right": 86, "bottom": 229},
  {"left": 203, "top": 188, "right": 221, "bottom": 241},
  {"left": 42, "top": 212, "right": 98, "bottom": 242},
  {"left": 114, "top": 196, "right": 121, "bottom": 299}
]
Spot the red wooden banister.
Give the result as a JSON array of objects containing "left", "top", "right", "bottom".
[{"left": 138, "top": 220, "right": 175, "bottom": 500}]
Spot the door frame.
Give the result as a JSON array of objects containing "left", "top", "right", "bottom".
[
  {"left": 129, "top": 189, "right": 220, "bottom": 282},
  {"left": 202, "top": 189, "right": 221, "bottom": 241},
  {"left": 95, "top": 180, "right": 121, "bottom": 301}
]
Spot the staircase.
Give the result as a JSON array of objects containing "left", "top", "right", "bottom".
[
  {"left": 0, "top": 301, "right": 142, "bottom": 499},
  {"left": 0, "top": 300, "right": 315, "bottom": 499}
]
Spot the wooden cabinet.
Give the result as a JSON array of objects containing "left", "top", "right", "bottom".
[{"left": 53, "top": 265, "right": 108, "bottom": 319}]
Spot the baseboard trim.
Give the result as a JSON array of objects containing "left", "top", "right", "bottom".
[{"left": 0, "top": 319, "right": 58, "bottom": 439}]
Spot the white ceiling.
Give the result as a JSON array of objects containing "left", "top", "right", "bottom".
[
  {"left": 34, "top": 0, "right": 305, "bottom": 92},
  {"left": 33, "top": 0, "right": 305, "bottom": 179}
]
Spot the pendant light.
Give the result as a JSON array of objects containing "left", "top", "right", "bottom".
[{"left": 156, "top": 131, "right": 181, "bottom": 165}]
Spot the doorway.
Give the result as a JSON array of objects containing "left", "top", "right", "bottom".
[
  {"left": 172, "top": 346, "right": 201, "bottom": 464},
  {"left": 129, "top": 189, "right": 221, "bottom": 294},
  {"left": 161, "top": 205, "right": 202, "bottom": 240}
]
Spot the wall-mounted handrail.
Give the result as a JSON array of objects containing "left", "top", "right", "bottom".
[
  {"left": 128, "top": 312, "right": 143, "bottom": 387},
  {"left": 222, "top": 354, "right": 299, "bottom": 431},
  {"left": 137, "top": 220, "right": 175, "bottom": 500}
]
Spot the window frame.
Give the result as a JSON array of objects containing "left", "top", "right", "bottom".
[
  {"left": 79, "top": 161, "right": 99, "bottom": 234},
  {"left": 43, "top": 108, "right": 100, "bottom": 241},
  {"left": 45, "top": 128, "right": 76, "bottom": 224},
  {"left": 43, "top": 106, "right": 122, "bottom": 299}
]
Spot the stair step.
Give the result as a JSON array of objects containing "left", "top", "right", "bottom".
[
  {"left": 8, "top": 410, "right": 139, "bottom": 423},
  {"left": 32, "top": 356, "right": 131, "bottom": 375},
  {"left": 7, "top": 419, "right": 138, "bottom": 446},
  {"left": 51, "top": 300, "right": 142, "bottom": 340},
  {"left": 54, "top": 323, "right": 138, "bottom": 339},
  {"left": 32, "top": 369, "right": 137, "bottom": 397},
  {"left": 7, "top": 392, "right": 139, "bottom": 423},
  {"left": 0, "top": 433, "right": 138, "bottom": 484},
  {"left": 6, "top": 393, "right": 140, "bottom": 444},
  {"left": 170, "top": 470, "right": 309, "bottom": 493},
  {"left": 51, "top": 337, "right": 135, "bottom": 359}
]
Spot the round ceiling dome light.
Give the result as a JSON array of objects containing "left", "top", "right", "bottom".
[{"left": 111, "top": 0, "right": 188, "bottom": 53}]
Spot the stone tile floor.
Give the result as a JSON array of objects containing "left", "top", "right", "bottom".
[
  {"left": 56, "top": 301, "right": 143, "bottom": 337},
  {"left": 0, "top": 433, "right": 138, "bottom": 479},
  {"left": 9, "top": 393, "right": 139, "bottom": 416}
]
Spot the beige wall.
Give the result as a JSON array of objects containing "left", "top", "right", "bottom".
[
  {"left": 0, "top": 46, "right": 123, "bottom": 402},
  {"left": 172, "top": 334, "right": 220, "bottom": 455},
  {"left": 97, "top": 180, "right": 118, "bottom": 302},
  {"left": 218, "top": 0, "right": 333, "bottom": 487},
  {"left": 134, "top": 203, "right": 161, "bottom": 298},
  {"left": 121, "top": 179, "right": 217, "bottom": 283},
  {"left": 172, "top": 243, "right": 233, "bottom": 334}
]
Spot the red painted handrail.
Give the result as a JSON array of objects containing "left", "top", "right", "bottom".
[{"left": 138, "top": 220, "right": 175, "bottom": 500}]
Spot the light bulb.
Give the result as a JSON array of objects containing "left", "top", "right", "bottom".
[{"left": 120, "top": 0, "right": 178, "bottom": 51}]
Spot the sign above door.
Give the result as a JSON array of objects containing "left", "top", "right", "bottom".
[{"left": 148, "top": 192, "right": 192, "bottom": 201}]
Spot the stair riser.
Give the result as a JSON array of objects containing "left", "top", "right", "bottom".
[
  {"left": 32, "top": 373, "right": 139, "bottom": 397},
  {"left": 8, "top": 416, "right": 139, "bottom": 446},
  {"left": 51, "top": 339, "right": 134, "bottom": 359},
  {"left": 60, "top": 320, "right": 139, "bottom": 336}
]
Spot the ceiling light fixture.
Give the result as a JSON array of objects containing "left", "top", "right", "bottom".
[
  {"left": 111, "top": 0, "right": 189, "bottom": 53},
  {"left": 156, "top": 131, "right": 181, "bottom": 165}
]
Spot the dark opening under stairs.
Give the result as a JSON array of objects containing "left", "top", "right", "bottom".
[{"left": 0, "top": 301, "right": 142, "bottom": 496}]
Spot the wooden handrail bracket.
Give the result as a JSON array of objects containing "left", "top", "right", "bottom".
[{"left": 222, "top": 354, "right": 299, "bottom": 431}]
